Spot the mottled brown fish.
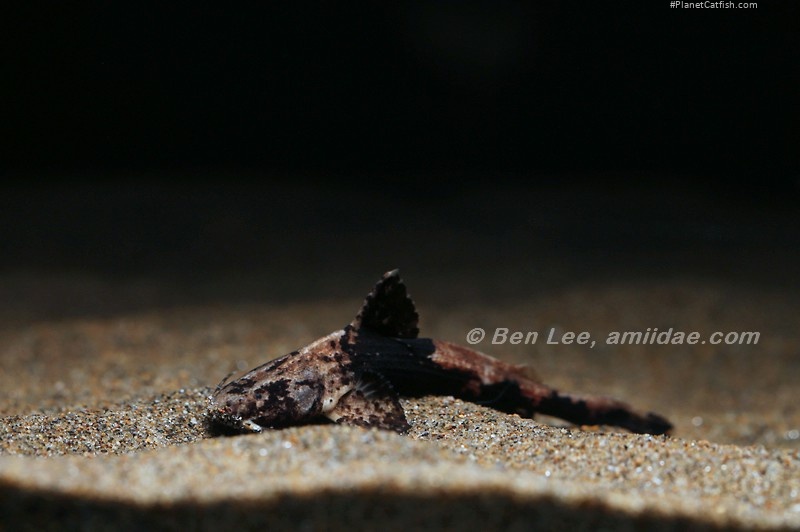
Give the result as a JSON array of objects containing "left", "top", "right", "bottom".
[{"left": 208, "top": 270, "right": 672, "bottom": 435}]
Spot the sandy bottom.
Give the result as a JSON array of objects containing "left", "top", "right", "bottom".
[{"left": 1, "top": 274, "right": 799, "bottom": 530}]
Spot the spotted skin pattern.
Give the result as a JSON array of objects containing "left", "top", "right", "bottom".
[{"left": 208, "top": 270, "right": 672, "bottom": 435}]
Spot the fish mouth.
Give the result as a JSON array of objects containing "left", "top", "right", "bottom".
[
  {"left": 207, "top": 410, "right": 267, "bottom": 435},
  {"left": 206, "top": 393, "right": 269, "bottom": 434}
]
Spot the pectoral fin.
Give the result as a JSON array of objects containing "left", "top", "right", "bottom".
[{"left": 325, "top": 373, "right": 410, "bottom": 433}]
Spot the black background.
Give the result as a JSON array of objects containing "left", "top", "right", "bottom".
[{"left": 2, "top": 3, "right": 798, "bottom": 295}]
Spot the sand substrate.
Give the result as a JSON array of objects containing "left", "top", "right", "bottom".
[{"left": 1, "top": 277, "right": 799, "bottom": 530}]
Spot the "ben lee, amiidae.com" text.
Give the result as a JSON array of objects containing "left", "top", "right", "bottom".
[{"left": 465, "top": 327, "right": 759, "bottom": 348}]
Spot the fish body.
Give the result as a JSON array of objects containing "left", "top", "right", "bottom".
[{"left": 208, "top": 270, "right": 672, "bottom": 435}]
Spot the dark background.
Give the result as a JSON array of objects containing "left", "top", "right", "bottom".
[{"left": 2, "top": 3, "right": 798, "bottom": 307}]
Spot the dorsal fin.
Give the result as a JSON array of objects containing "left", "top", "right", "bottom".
[{"left": 350, "top": 269, "right": 419, "bottom": 339}]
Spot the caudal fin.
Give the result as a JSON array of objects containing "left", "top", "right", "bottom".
[{"left": 534, "top": 389, "right": 673, "bottom": 435}]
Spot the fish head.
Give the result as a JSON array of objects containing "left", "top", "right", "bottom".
[{"left": 206, "top": 357, "right": 326, "bottom": 433}]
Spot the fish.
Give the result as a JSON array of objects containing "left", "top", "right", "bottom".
[{"left": 207, "top": 269, "right": 672, "bottom": 435}]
